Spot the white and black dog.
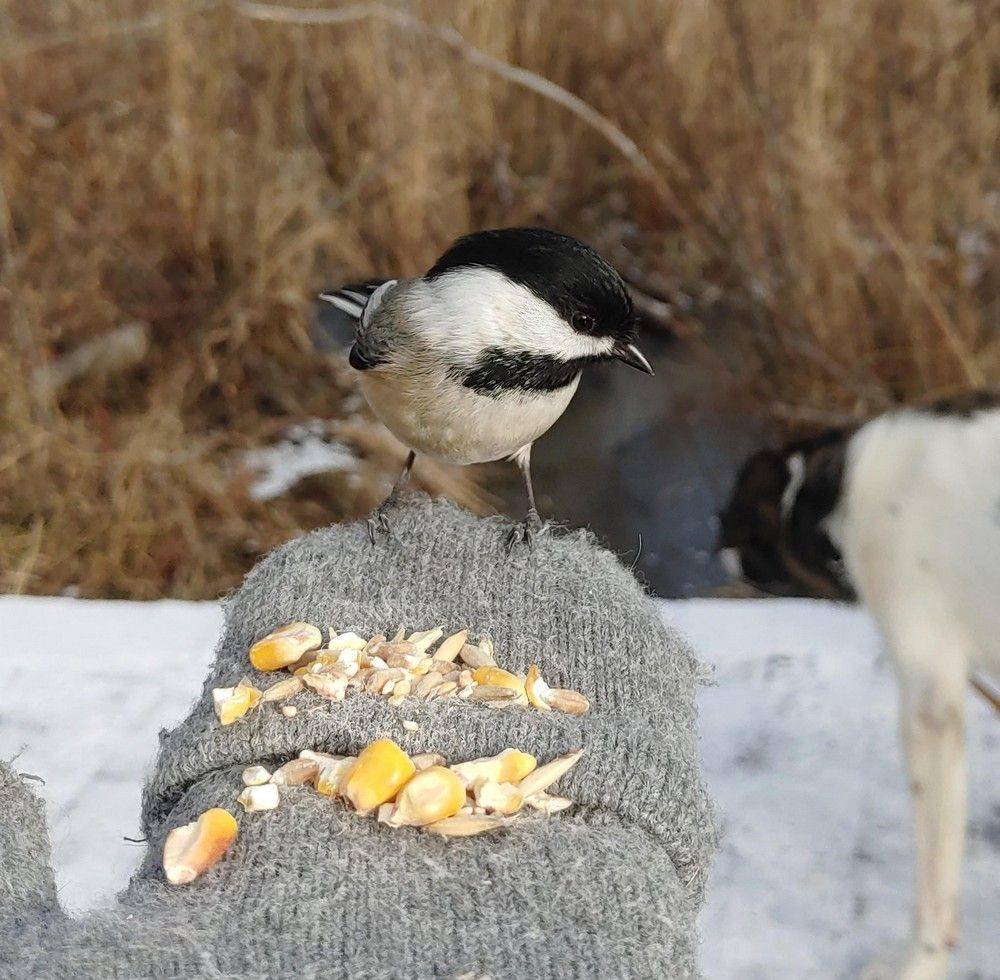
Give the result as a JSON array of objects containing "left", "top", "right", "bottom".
[{"left": 719, "top": 391, "right": 999, "bottom": 980}]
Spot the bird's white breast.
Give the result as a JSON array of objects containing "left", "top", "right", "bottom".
[{"left": 359, "top": 368, "right": 580, "bottom": 465}]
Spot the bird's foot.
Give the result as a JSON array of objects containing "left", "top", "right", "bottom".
[
  {"left": 367, "top": 495, "right": 398, "bottom": 546},
  {"left": 505, "top": 509, "right": 547, "bottom": 553}
]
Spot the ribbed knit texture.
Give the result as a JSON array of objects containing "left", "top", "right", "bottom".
[{"left": 0, "top": 494, "right": 716, "bottom": 978}]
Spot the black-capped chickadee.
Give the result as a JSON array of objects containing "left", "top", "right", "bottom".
[{"left": 320, "top": 227, "right": 653, "bottom": 547}]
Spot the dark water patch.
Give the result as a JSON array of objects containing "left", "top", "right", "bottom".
[{"left": 495, "top": 331, "right": 771, "bottom": 596}]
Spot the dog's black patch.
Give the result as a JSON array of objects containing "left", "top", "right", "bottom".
[
  {"left": 717, "top": 449, "right": 794, "bottom": 593},
  {"left": 786, "top": 439, "right": 854, "bottom": 600},
  {"left": 719, "top": 428, "right": 855, "bottom": 600}
]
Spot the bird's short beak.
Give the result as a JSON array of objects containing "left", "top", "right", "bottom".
[{"left": 613, "top": 342, "right": 654, "bottom": 375}]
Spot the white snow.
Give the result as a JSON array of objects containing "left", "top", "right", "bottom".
[
  {"left": 0, "top": 596, "right": 222, "bottom": 913},
  {"left": 666, "top": 600, "right": 998, "bottom": 979},
  {"left": 1, "top": 595, "right": 996, "bottom": 978},
  {"left": 242, "top": 423, "right": 355, "bottom": 500}
]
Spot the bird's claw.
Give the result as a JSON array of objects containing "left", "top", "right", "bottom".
[
  {"left": 367, "top": 500, "right": 394, "bottom": 546},
  {"left": 505, "top": 509, "right": 546, "bottom": 553}
]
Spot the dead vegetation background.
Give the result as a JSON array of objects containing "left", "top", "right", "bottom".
[{"left": 1, "top": 0, "right": 996, "bottom": 598}]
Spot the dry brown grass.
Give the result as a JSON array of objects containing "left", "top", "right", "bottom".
[{"left": 1, "top": 0, "right": 996, "bottom": 597}]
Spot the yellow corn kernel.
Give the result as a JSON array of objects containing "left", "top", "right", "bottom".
[
  {"left": 524, "top": 665, "right": 553, "bottom": 711},
  {"left": 471, "top": 667, "right": 525, "bottom": 697},
  {"left": 493, "top": 748, "right": 537, "bottom": 783},
  {"left": 341, "top": 738, "right": 415, "bottom": 814},
  {"left": 450, "top": 748, "right": 537, "bottom": 788},
  {"left": 249, "top": 622, "right": 322, "bottom": 671},
  {"left": 388, "top": 766, "right": 466, "bottom": 827},
  {"left": 213, "top": 682, "right": 262, "bottom": 726},
  {"left": 163, "top": 808, "right": 238, "bottom": 885}
]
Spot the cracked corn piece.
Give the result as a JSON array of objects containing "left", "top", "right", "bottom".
[
  {"left": 237, "top": 784, "right": 280, "bottom": 812},
  {"left": 313, "top": 756, "right": 357, "bottom": 797},
  {"left": 450, "top": 749, "right": 537, "bottom": 788},
  {"left": 163, "top": 808, "right": 238, "bottom": 885},
  {"left": 386, "top": 766, "right": 466, "bottom": 827},
  {"left": 249, "top": 622, "right": 322, "bottom": 671},
  {"left": 212, "top": 681, "right": 262, "bottom": 726}
]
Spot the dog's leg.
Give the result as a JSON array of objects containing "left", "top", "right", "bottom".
[{"left": 891, "top": 622, "right": 969, "bottom": 980}]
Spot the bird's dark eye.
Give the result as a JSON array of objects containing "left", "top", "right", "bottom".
[{"left": 571, "top": 311, "right": 596, "bottom": 333}]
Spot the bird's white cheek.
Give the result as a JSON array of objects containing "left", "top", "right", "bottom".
[{"left": 412, "top": 267, "right": 615, "bottom": 363}]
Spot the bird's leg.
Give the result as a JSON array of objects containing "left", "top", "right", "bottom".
[
  {"left": 368, "top": 450, "right": 416, "bottom": 545},
  {"left": 506, "top": 445, "right": 546, "bottom": 552}
]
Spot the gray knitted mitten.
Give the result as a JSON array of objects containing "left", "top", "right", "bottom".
[{"left": 0, "top": 495, "right": 716, "bottom": 979}]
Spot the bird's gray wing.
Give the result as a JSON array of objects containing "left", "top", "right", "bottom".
[{"left": 319, "top": 279, "right": 400, "bottom": 369}]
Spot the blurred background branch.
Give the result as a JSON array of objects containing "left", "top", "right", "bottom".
[{"left": 230, "top": 0, "right": 659, "bottom": 179}]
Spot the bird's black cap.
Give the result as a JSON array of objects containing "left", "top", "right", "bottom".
[{"left": 426, "top": 227, "right": 636, "bottom": 342}]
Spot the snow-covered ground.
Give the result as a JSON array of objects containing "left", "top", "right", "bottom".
[
  {"left": 670, "top": 601, "right": 998, "bottom": 979},
  {"left": 1, "top": 595, "right": 996, "bottom": 978}
]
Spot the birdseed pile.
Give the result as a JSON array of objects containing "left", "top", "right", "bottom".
[
  {"left": 164, "top": 740, "right": 583, "bottom": 884},
  {"left": 212, "top": 621, "right": 590, "bottom": 725},
  {"left": 167, "top": 620, "right": 590, "bottom": 885}
]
